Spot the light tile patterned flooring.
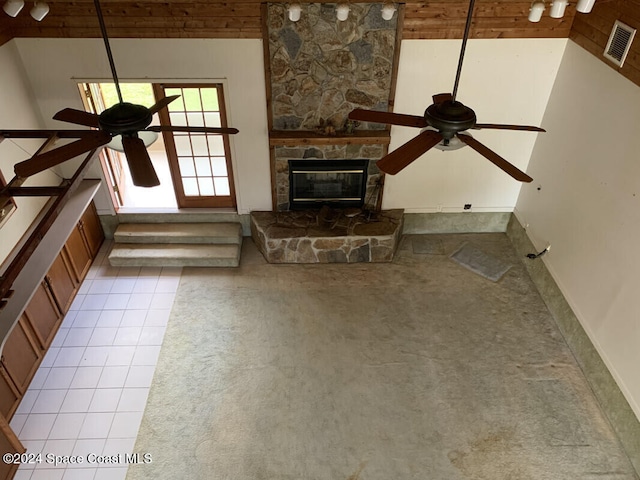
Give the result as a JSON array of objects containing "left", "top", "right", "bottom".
[{"left": 10, "top": 241, "right": 180, "bottom": 480}]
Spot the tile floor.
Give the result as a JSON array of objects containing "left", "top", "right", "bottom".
[{"left": 9, "top": 241, "right": 181, "bottom": 480}]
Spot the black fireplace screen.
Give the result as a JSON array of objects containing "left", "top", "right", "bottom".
[{"left": 289, "top": 159, "right": 368, "bottom": 209}]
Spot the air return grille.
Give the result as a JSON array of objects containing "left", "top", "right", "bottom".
[{"left": 603, "top": 20, "right": 636, "bottom": 67}]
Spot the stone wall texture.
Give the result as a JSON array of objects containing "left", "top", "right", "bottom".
[
  {"left": 251, "top": 209, "right": 404, "bottom": 263},
  {"left": 267, "top": 3, "right": 399, "bottom": 131}
]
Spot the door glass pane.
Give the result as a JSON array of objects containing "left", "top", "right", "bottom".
[
  {"left": 187, "top": 112, "right": 205, "bottom": 127},
  {"left": 211, "top": 157, "right": 228, "bottom": 176},
  {"left": 174, "top": 135, "right": 192, "bottom": 156},
  {"left": 213, "top": 177, "right": 230, "bottom": 196},
  {"left": 178, "top": 157, "right": 196, "bottom": 176},
  {"left": 169, "top": 112, "right": 187, "bottom": 125},
  {"left": 201, "top": 89, "right": 219, "bottom": 110},
  {"left": 207, "top": 136, "right": 224, "bottom": 155},
  {"left": 183, "top": 89, "right": 202, "bottom": 110},
  {"left": 166, "top": 88, "right": 184, "bottom": 110},
  {"left": 182, "top": 177, "right": 199, "bottom": 196},
  {"left": 191, "top": 136, "right": 208, "bottom": 156},
  {"left": 194, "top": 157, "right": 212, "bottom": 176},
  {"left": 204, "top": 112, "right": 221, "bottom": 127},
  {"left": 198, "top": 177, "right": 215, "bottom": 195}
]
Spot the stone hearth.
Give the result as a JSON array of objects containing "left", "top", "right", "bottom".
[{"left": 251, "top": 208, "right": 403, "bottom": 263}]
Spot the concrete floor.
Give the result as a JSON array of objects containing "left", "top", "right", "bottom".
[{"left": 127, "top": 233, "right": 637, "bottom": 480}]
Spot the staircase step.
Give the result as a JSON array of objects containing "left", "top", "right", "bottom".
[
  {"left": 114, "top": 222, "right": 242, "bottom": 245},
  {"left": 108, "top": 243, "right": 241, "bottom": 267}
]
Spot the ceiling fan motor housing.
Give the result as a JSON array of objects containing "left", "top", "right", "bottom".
[
  {"left": 425, "top": 101, "right": 477, "bottom": 139},
  {"left": 99, "top": 102, "right": 153, "bottom": 135}
]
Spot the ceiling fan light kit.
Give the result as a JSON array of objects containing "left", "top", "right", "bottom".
[
  {"left": 29, "top": 1, "right": 48, "bottom": 21},
  {"left": 107, "top": 130, "right": 158, "bottom": 152},
  {"left": 2, "top": 0, "right": 24, "bottom": 17},
  {"left": 528, "top": 1, "right": 545, "bottom": 22}
]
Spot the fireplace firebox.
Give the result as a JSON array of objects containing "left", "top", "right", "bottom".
[{"left": 288, "top": 159, "right": 368, "bottom": 210}]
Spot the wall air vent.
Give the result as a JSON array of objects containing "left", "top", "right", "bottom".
[{"left": 603, "top": 20, "right": 636, "bottom": 67}]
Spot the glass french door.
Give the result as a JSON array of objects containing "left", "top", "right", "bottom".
[
  {"left": 78, "top": 82, "right": 126, "bottom": 207},
  {"left": 153, "top": 84, "right": 237, "bottom": 208}
]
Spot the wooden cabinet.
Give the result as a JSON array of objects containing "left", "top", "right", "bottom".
[
  {"left": 0, "top": 367, "right": 20, "bottom": 420},
  {"left": 64, "top": 202, "right": 104, "bottom": 281},
  {"left": 22, "top": 281, "right": 62, "bottom": 351},
  {"left": 79, "top": 202, "right": 104, "bottom": 257},
  {"left": 64, "top": 224, "right": 93, "bottom": 282},
  {"left": 45, "top": 251, "right": 78, "bottom": 315},
  {"left": 0, "top": 413, "right": 24, "bottom": 480},
  {"left": 0, "top": 316, "right": 42, "bottom": 395}
]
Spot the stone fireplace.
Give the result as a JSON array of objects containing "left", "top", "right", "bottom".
[
  {"left": 265, "top": 3, "right": 401, "bottom": 212},
  {"left": 253, "top": 3, "right": 404, "bottom": 263}
]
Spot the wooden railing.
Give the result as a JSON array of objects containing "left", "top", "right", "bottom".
[{"left": 0, "top": 135, "right": 101, "bottom": 311}]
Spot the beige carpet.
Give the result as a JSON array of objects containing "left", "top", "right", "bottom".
[{"left": 127, "top": 234, "right": 636, "bottom": 480}]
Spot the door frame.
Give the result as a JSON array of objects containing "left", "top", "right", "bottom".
[{"left": 153, "top": 83, "right": 238, "bottom": 209}]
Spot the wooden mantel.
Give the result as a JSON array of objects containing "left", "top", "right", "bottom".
[{"left": 269, "top": 130, "right": 390, "bottom": 147}]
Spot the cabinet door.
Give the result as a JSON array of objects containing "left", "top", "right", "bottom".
[
  {"left": 23, "top": 281, "right": 62, "bottom": 351},
  {"left": 64, "top": 224, "right": 93, "bottom": 282},
  {"left": 0, "top": 413, "right": 24, "bottom": 480},
  {"left": 0, "top": 366, "right": 20, "bottom": 421},
  {"left": 80, "top": 202, "right": 104, "bottom": 257},
  {"left": 46, "top": 251, "right": 79, "bottom": 314},
  {"left": 1, "top": 316, "right": 42, "bottom": 394}
]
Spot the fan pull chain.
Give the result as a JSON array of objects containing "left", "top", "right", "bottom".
[
  {"left": 452, "top": 0, "right": 477, "bottom": 102},
  {"left": 94, "top": 0, "right": 123, "bottom": 104}
]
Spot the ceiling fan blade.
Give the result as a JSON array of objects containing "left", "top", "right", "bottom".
[
  {"left": 457, "top": 133, "right": 533, "bottom": 182},
  {"left": 146, "top": 126, "right": 239, "bottom": 135},
  {"left": 122, "top": 135, "right": 160, "bottom": 187},
  {"left": 14, "top": 131, "right": 111, "bottom": 178},
  {"left": 433, "top": 93, "right": 453, "bottom": 104},
  {"left": 53, "top": 108, "right": 101, "bottom": 128},
  {"left": 348, "top": 108, "right": 427, "bottom": 128},
  {"left": 377, "top": 130, "right": 443, "bottom": 175},
  {"left": 474, "top": 123, "right": 546, "bottom": 132},
  {"left": 148, "top": 95, "right": 181, "bottom": 116}
]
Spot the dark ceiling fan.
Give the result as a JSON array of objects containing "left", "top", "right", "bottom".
[
  {"left": 349, "top": 0, "right": 543, "bottom": 183},
  {"left": 12, "top": 0, "right": 239, "bottom": 187}
]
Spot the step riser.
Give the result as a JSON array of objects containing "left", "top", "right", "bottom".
[
  {"left": 109, "top": 257, "right": 239, "bottom": 268},
  {"left": 113, "top": 234, "right": 241, "bottom": 245},
  {"left": 113, "top": 222, "right": 242, "bottom": 245},
  {"left": 108, "top": 221, "right": 243, "bottom": 268}
]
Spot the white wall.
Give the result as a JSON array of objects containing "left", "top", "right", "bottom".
[
  {"left": 13, "top": 38, "right": 273, "bottom": 215},
  {"left": 384, "top": 39, "right": 567, "bottom": 213},
  {"left": 0, "top": 41, "right": 61, "bottom": 266},
  {"left": 516, "top": 41, "right": 640, "bottom": 420}
]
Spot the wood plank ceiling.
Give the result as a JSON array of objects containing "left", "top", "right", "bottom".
[
  {"left": 0, "top": 0, "right": 575, "bottom": 43},
  {"left": 0, "top": 1, "right": 638, "bottom": 87}
]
